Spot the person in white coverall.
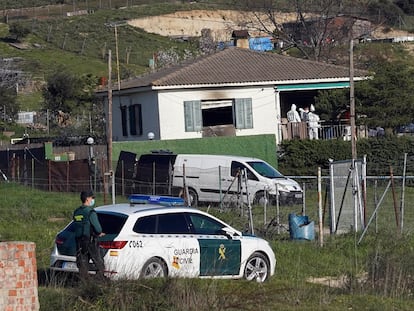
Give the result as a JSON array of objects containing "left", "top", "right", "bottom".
[
  {"left": 287, "top": 104, "right": 301, "bottom": 123},
  {"left": 308, "top": 104, "right": 320, "bottom": 140},
  {"left": 286, "top": 104, "right": 302, "bottom": 139}
]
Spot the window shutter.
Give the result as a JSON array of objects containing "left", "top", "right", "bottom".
[
  {"left": 120, "top": 106, "right": 127, "bottom": 136},
  {"left": 129, "top": 105, "right": 137, "bottom": 135},
  {"left": 184, "top": 100, "right": 202, "bottom": 132},
  {"left": 234, "top": 98, "right": 253, "bottom": 129},
  {"left": 129, "top": 104, "right": 142, "bottom": 136}
]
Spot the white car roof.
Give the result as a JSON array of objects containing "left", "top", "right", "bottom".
[
  {"left": 94, "top": 194, "right": 192, "bottom": 216},
  {"left": 95, "top": 203, "right": 205, "bottom": 217}
]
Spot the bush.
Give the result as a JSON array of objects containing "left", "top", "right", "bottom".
[
  {"left": 8, "top": 22, "right": 30, "bottom": 42},
  {"left": 278, "top": 137, "right": 414, "bottom": 176}
]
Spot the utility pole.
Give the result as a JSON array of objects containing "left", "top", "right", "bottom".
[
  {"left": 107, "top": 49, "right": 113, "bottom": 173},
  {"left": 114, "top": 25, "right": 121, "bottom": 92},
  {"left": 349, "top": 38, "right": 357, "bottom": 160},
  {"left": 107, "top": 49, "right": 115, "bottom": 204}
]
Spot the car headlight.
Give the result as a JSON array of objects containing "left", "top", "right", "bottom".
[{"left": 276, "top": 183, "right": 289, "bottom": 192}]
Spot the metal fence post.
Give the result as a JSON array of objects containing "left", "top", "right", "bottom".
[{"left": 318, "top": 167, "right": 323, "bottom": 246}]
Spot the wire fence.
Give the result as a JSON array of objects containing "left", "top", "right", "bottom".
[
  {"left": 2, "top": 166, "right": 414, "bottom": 235},
  {"left": 2, "top": 0, "right": 176, "bottom": 22},
  {"left": 1, "top": 146, "right": 413, "bottom": 240}
]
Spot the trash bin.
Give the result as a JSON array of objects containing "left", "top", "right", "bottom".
[{"left": 288, "top": 213, "right": 315, "bottom": 241}]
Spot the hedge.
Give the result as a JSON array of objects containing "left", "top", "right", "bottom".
[{"left": 278, "top": 136, "right": 414, "bottom": 176}]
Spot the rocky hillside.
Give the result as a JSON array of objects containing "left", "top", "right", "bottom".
[{"left": 128, "top": 9, "right": 413, "bottom": 42}]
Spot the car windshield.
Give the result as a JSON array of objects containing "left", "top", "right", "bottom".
[
  {"left": 97, "top": 212, "right": 128, "bottom": 234},
  {"left": 247, "top": 161, "right": 284, "bottom": 178}
]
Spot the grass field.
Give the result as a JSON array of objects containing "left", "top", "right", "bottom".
[{"left": 2, "top": 181, "right": 414, "bottom": 310}]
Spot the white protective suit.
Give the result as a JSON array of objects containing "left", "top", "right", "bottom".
[
  {"left": 308, "top": 104, "right": 320, "bottom": 140},
  {"left": 286, "top": 104, "right": 301, "bottom": 123}
]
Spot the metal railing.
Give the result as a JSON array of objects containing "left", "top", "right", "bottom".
[{"left": 280, "top": 120, "right": 360, "bottom": 141}]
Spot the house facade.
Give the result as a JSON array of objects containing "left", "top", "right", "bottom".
[{"left": 97, "top": 47, "right": 367, "bottom": 144}]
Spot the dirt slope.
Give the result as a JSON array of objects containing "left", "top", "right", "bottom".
[
  {"left": 128, "top": 10, "right": 297, "bottom": 41},
  {"left": 128, "top": 9, "right": 412, "bottom": 41}
]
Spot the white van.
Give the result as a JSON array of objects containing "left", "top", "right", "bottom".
[{"left": 172, "top": 154, "right": 302, "bottom": 207}]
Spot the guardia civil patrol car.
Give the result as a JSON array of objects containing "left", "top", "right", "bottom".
[{"left": 50, "top": 195, "right": 276, "bottom": 282}]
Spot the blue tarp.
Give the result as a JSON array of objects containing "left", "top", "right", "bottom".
[
  {"left": 249, "top": 37, "right": 273, "bottom": 51},
  {"left": 288, "top": 213, "right": 315, "bottom": 241}
]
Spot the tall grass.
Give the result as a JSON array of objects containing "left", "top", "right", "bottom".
[{"left": 3, "top": 182, "right": 414, "bottom": 309}]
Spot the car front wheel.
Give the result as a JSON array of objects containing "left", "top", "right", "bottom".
[
  {"left": 253, "top": 191, "right": 268, "bottom": 206},
  {"left": 140, "top": 257, "right": 168, "bottom": 279},
  {"left": 187, "top": 188, "right": 198, "bottom": 208},
  {"left": 244, "top": 252, "right": 270, "bottom": 283}
]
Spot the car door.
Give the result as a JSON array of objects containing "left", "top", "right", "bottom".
[
  {"left": 187, "top": 212, "right": 241, "bottom": 277},
  {"left": 156, "top": 212, "right": 201, "bottom": 278}
]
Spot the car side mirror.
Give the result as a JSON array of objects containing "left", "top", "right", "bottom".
[{"left": 220, "top": 227, "right": 240, "bottom": 239}]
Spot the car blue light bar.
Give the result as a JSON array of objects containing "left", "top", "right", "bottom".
[{"left": 128, "top": 194, "right": 185, "bottom": 206}]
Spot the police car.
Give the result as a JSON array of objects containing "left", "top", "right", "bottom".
[{"left": 50, "top": 195, "right": 276, "bottom": 282}]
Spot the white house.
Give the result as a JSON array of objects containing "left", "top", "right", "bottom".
[{"left": 97, "top": 47, "right": 368, "bottom": 143}]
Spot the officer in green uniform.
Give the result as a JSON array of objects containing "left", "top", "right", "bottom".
[{"left": 73, "top": 190, "right": 105, "bottom": 280}]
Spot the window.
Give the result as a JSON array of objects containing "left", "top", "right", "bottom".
[
  {"left": 201, "top": 100, "right": 233, "bottom": 126},
  {"left": 247, "top": 161, "right": 284, "bottom": 178},
  {"left": 234, "top": 98, "right": 253, "bottom": 129},
  {"left": 98, "top": 213, "right": 128, "bottom": 234},
  {"left": 120, "top": 106, "right": 127, "bottom": 137},
  {"left": 158, "top": 213, "right": 190, "bottom": 234},
  {"left": 129, "top": 104, "right": 142, "bottom": 136},
  {"left": 184, "top": 100, "right": 202, "bottom": 132},
  {"left": 231, "top": 161, "right": 258, "bottom": 181},
  {"left": 185, "top": 98, "right": 253, "bottom": 131},
  {"left": 133, "top": 215, "right": 157, "bottom": 234},
  {"left": 187, "top": 213, "right": 224, "bottom": 235},
  {"left": 133, "top": 213, "right": 191, "bottom": 234}
]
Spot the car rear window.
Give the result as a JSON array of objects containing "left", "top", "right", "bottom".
[{"left": 97, "top": 212, "right": 128, "bottom": 234}]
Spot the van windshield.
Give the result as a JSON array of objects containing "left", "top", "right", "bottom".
[{"left": 247, "top": 161, "right": 284, "bottom": 179}]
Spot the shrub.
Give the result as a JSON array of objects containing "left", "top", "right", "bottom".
[{"left": 278, "top": 137, "right": 414, "bottom": 176}]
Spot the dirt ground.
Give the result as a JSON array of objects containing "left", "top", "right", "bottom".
[
  {"left": 128, "top": 10, "right": 298, "bottom": 41},
  {"left": 128, "top": 9, "right": 412, "bottom": 41}
]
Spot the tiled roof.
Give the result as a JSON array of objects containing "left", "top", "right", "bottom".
[{"left": 118, "top": 47, "right": 367, "bottom": 90}]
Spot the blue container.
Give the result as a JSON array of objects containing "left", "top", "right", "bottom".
[{"left": 288, "top": 213, "right": 315, "bottom": 241}]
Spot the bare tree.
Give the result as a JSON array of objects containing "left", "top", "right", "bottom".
[
  {"left": 0, "top": 59, "right": 27, "bottom": 89},
  {"left": 0, "top": 58, "right": 29, "bottom": 120},
  {"left": 155, "top": 47, "right": 181, "bottom": 68},
  {"left": 241, "top": 0, "right": 371, "bottom": 61},
  {"left": 155, "top": 47, "right": 196, "bottom": 69},
  {"left": 199, "top": 28, "right": 216, "bottom": 54}
]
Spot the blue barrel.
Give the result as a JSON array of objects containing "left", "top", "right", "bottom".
[{"left": 288, "top": 213, "right": 315, "bottom": 241}]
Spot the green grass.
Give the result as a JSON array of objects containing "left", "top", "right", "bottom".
[
  {"left": 2, "top": 182, "right": 414, "bottom": 310},
  {"left": 16, "top": 92, "right": 43, "bottom": 111},
  {"left": 0, "top": 184, "right": 78, "bottom": 267},
  {"left": 1, "top": 3, "right": 203, "bottom": 79}
]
